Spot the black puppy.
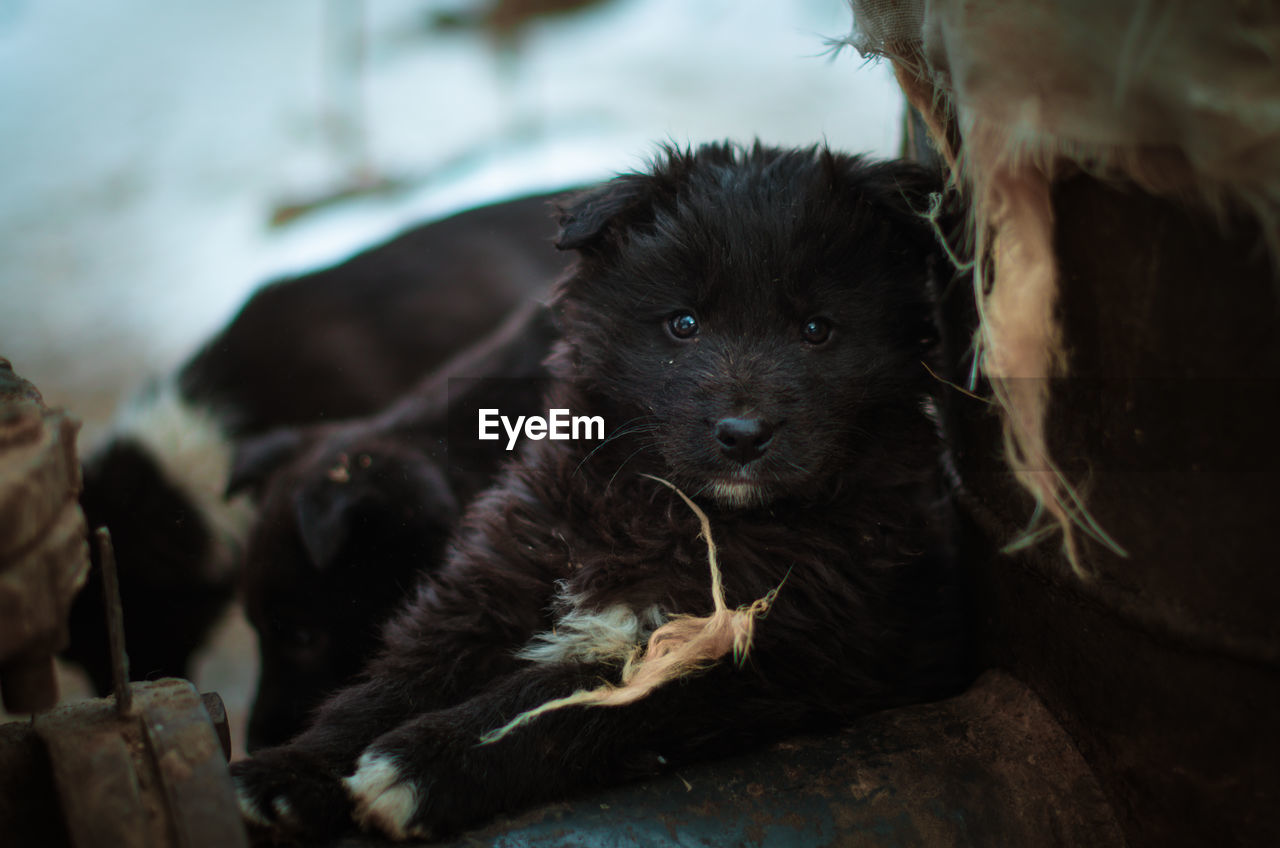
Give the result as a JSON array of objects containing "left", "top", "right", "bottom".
[
  {"left": 229, "top": 303, "right": 558, "bottom": 750},
  {"left": 70, "top": 191, "right": 570, "bottom": 693},
  {"left": 233, "top": 142, "right": 972, "bottom": 841}
]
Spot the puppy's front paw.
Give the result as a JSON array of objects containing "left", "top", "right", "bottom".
[
  {"left": 231, "top": 747, "right": 353, "bottom": 841},
  {"left": 343, "top": 751, "right": 429, "bottom": 841},
  {"left": 342, "top": 714, "right": 501, "bottom": 841}
]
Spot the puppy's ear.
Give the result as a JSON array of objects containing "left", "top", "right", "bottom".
[
  {"left": 292, "top": 455, "right": 459, "bottom": 572},
  {"left": 556, "top": 144, "right": 708, "bottom": 252},
  {"left": 226, "top": 428, "right": 306, "bottom": 498},
  {"left": 833, "top": 153, "right": 952, "bottom": 251},
  {"left": 861, "top": 159, "right": 968, "bottom": 297},
  {"left": 553, "top": 175, "right": 655, "bottom": 252}
]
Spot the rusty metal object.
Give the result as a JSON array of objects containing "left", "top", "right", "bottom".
[
  {"left": 95, "top": 528, "right": 133, "bottom": 715},
  {"left": 0, "top": 357, "right": 90, "bottom": 713},
  {"left": 0, "top": 718, "right": 70, "bottom": 847},
  {"left": 201, "top": 692, "right": 233, "bottom": 765},
  {"left": 0, "top": 678, "right": 246, "bottom": 848},
  {"left": 0, "top": 517, "right": 248, "bottom": 848},
  {"left": 0, "top": 359, "right": 248, "bottom": 847},
  {"left": 357, "top": 671, "right": 1118, "bottom": 848}
]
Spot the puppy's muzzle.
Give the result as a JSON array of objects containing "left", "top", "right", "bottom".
[{"left": 713, "top": 417, "right": 775, "bottom": 465}]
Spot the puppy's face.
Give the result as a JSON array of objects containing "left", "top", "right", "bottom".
[{"left": 555, "top": 143, "right": 942, "bottom": 508}]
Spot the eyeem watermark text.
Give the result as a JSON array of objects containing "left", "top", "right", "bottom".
[{"left": 479, "top": 408, "right": 605, "bottom": 450}]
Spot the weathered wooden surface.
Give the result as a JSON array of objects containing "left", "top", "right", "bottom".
[
  {"left": 0, "top": 678, "right": 246, "bottom": 848},
  {"left": 939, "top": 176, "right": 1280, "bottom": 847}
]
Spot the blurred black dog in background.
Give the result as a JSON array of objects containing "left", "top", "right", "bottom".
[
  {"left": 70, "top": 192, "right": 570, "bottom": 693},
  {"left": 228, "top": 302, "right": 558, "bottom": 750},
  {"left": 233, "top": 142, "right": 973, "bottom": 842}
]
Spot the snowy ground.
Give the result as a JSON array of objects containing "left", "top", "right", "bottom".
[{"left": 0, "top": 0, "right": 903, "bottom": 746}]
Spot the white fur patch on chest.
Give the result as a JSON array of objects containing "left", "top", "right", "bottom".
[{"left": 517, "top": 596, "right": 665, "bottom": 666}]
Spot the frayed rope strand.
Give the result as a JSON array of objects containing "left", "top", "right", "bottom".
[
  {"left": 478, "top": 475, "right": 785, "bottom": 745},
  {"left": 921, "top": 360, "right": 992, "bottom": 405}
]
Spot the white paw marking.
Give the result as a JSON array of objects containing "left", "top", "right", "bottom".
[
  {"left": 343, "top": 751, "right": 426, "bottom": 840},
  {"left": 233, "top": 778, "right": 273, "bottom": 828}
]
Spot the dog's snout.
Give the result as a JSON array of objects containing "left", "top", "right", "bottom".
[{"left": 714, "top": 417, "right": 775, "bottom": 464}]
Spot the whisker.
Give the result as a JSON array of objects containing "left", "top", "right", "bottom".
[
  {"left": 573, "top": 419, "right": 659, "bottom": 476},
  {"left": 780, "top": 457, "right": 810, "bottom": 476},
  {"left": 605, "top": 444, "right": 655, "bottom": 493}
]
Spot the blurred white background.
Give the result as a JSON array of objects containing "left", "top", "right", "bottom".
[
  {"left": 0, "top": 0, "right": 903, "bottom": 744},
  {"left": 1, "top": 0, "right": 902, "bottom": 439}
]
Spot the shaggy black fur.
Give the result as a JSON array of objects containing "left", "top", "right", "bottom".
[
  {"left": 232, "top": 142, "right": 973, "bottom": 842},
  {"left": 230, "top": 304, "right": 557, "bottom": 750},
  {"left": 68, "top": 192, "right": 569, "bottom": 693}
]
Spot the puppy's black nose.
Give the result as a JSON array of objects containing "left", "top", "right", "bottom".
[{"left": 714, "top": 417, "right": 774, "bottom": 464}]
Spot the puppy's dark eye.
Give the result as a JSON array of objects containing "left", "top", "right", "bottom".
[
  {"left": 667, "top": 311, "right": 699, "bottom": 340},
  {"left": 801, "top": 317, "right": 832, "bottom": 345}
]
